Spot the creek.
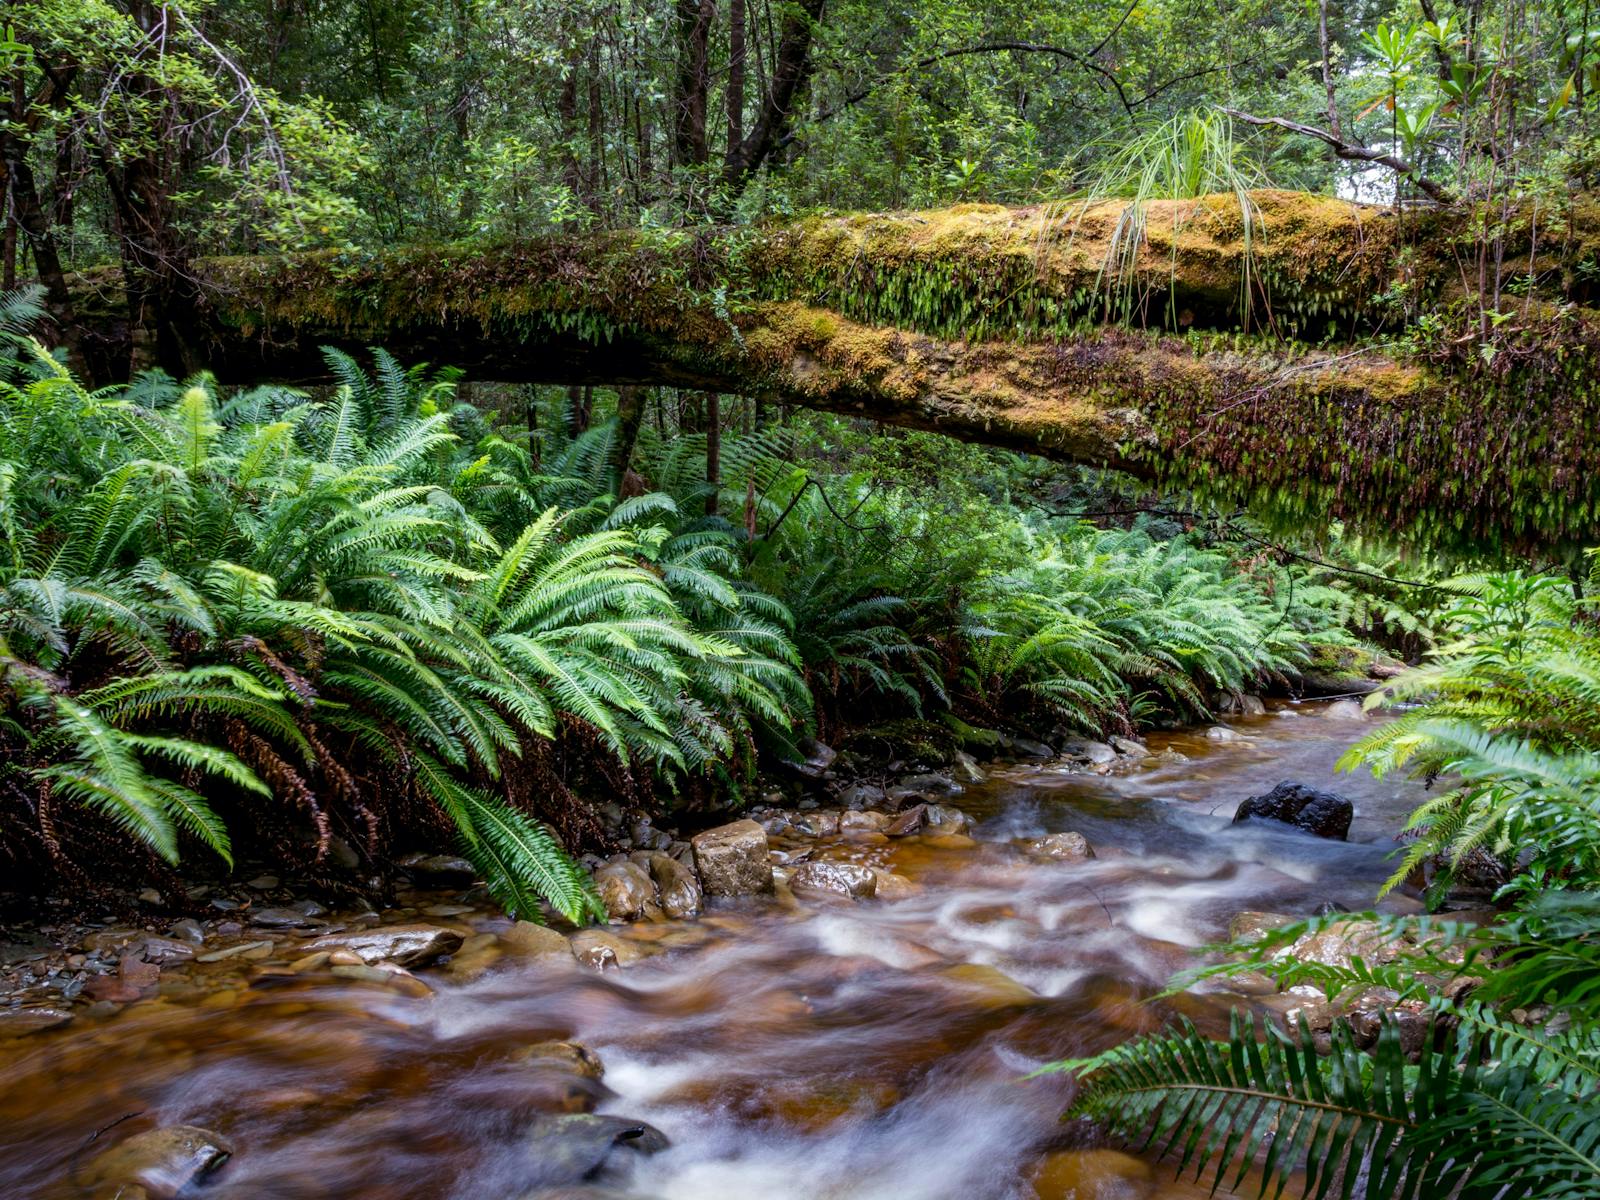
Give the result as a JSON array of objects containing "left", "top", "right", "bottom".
[{"left": 1, "top": 704, "right": 1427, "bottom": 1200}]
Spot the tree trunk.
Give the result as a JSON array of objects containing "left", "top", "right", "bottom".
[
  {"left": 727, "top": 0, "right": 746, "bottom": 153},
  {"left": 611, "top": 385, "right": 647, "bottom": 491},
  {"left": 722, "top": 0, "right": 824, "bottom": 193},
  {"left": 674, "top": 0, "right": 715, "bottom": 168},
  {"left": 705, "top": 392, "right": 721, "bottom": 515}
]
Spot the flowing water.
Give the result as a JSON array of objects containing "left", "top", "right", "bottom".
[{"left": 1, "top": 705, "right": 1428, "bottom": 1200}]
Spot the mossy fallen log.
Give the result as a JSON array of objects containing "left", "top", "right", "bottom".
[{"left": 69, "top": 191, "right": 1600, "bottom": 550}]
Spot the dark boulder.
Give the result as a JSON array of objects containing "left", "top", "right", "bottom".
[
  {"left": 1233, "top": 781, "right": 1352, "bottom": 841},
  {"left": 520, "top": 1113, "right": 670, "bottom": 1186}
]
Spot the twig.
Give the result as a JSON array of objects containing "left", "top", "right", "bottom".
[{"left": 1220, "top": 108, "right": 1455, "bottom": 204}]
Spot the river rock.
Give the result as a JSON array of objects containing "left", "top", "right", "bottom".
[
  {"left": 1108, "top": 735, "right": 1149, "bottom": 758},
  {"left": 628, "top": 819, "right": 673, "bottom": 852},
  {"left": 1060, "top": 738, "right": 1117, "bottom": 765},
  {"left": 1024, "top": 831, "right": 1095, "bottom": 861},
  {"left": 249, "top": 905, "right": 325, "bottom": 929},
  {"left": 1233, "top": 781, "right": 1353, "bottom": 840},
  {"left": 1205, "top": 725, "right": 1241, "bottom": 742},
  {"left": 166, "top": 918, "right": 205, "bottom": 944},
  {"left": 690, "top": 819, "right": 773, "bottom": 897},
  {"left": 838, "top": 809, "right": 891, "bottom": 833},
  {"left": 135, "top": 936, "right": 197, "bottom": 964},
  {"left": 884, "top": 804, "right": 928, "bottom": 837},
  {"left": 400, "top": 852, "right": 478, "bottom": 884},
  {"left": 789, "top": 809, "right": 841, "bottom": 837},
  {"left": 1227, "top": 911, "right": 1297, "bottom": 944},
  {"left": 791, "top": 737, "right": 837, "bottom": 779},
  {"left": 511, "top": 1040, "right": 606, "bottom": 1080},
  {"left": 1028, "top": 1148, "right": 1154, "bottom": 1200},
  {"left": 923, "top": 804, "right": 970, "bottom": 834},
  {"left": 898, "top": 772, "right": 962, "bottom": 796},
  {"left": 78, "top": 1125, "right": 233, "bottom": 1199},
  {"left": 501, "top": 922, "right": 574, "bottom": 960},
  {"left": 1280, "top": 918, "right": 1398, "bottom": 969},
  {"left": 939, "top": 963, "right": 1038, "bottom": 1007},
  {"left": 1346, "top": 993, "right": 1433, "bottom": 1057},
  {"left": 789, "top": 861, "right": 877, "bottom": 901},
  {"left": 953, "top": 750, "right": 987, "bottom": 783},
  {"left": 569, "top": 930, "right": 651, "bottom": 970},
  {"left": 594, "top": 861, "right": 657, "bottom": 922},
  {"left": 869, "top": 868, "right": 919, "bottom": 901},
  {"left": 1322, "top": 698, "right": 1367, "bottom": 721},
  {"left": 0, "top": 1006, "right": 73, "bottom": 1037},
  {"left": 836, "top": 782, "right": 887, "bottom": 809},
  {"left": 519, "top": 1113, "right": 669, "bottom": 1185},
  {"left": 645, "top": 853, "right": 702, "bottom": 920},
  {"left": 302, "top": 923, "right": 463, "bottom": 967},
  {"left": 1009, "top": 736, "right": 1055, "bottom": 760}
]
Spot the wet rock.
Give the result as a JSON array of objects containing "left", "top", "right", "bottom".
[
  {"left": 789, "top": 809, "right": 841, "bottom": 837},
  {"left": 898, "top": 772, "right": 962, "bottom": 796},
  {"left": 245, "top": 874, "right": 280, "bottom": 889},
  {"left": 594, "top": 861, "right": 657, "bottom": 923},
  {"left": 77, "top": 1125, "right": 233, "bottom": 1199},
  {"left": 569, "top": 930, "right": 651, "bottom": 970},
  {"left": 628, "top": 819, "right": 673, "bottom": 852},
  {"left": 1260, "top": 984, "right": 1335, "bottom": 1033},
  {"left": 953, "top": 750, "right": 987, "bottom": 783},
  {"left": 136, "top": 936, "right": 197, "bottom": 964},
  {"left": 1281, "top": 919, "right": 1399, "bottom": 970},
  {"left": 923, "top": 804, "right": 971, "bottom": 834},
  {"left": 645, "top": 853, "right": 702, "bottom": 920},
  {"left": 869, "top": 869, "right": 919, "bottom": 902},
  {"left": 400, "top": 852, "right": 478, "bottom": 884},
  {"left": 1227, "top": 911, "right": 1297, "bottom": 944},
  {"left": 789, "top": 861, "right": 878, "bottom": 901},
  {"left": 501, "top": 922, "right": 575, "bottom": 960},
  {"left": 1233, "top": 781, "right": 1353, "bottom": 840},
  {"left": 836, "top": 782, "right": 887, "bottom": 810},
  {"left": 838, "top": 809, "right": 891, "bottom": 834},
  {"left": 1028, "top": 1148, "right": 1154, "bottom": 1200},
  {"left": 1060, "top": 738, "right": 1117, "bottom": 765},
  {"left": 939, "top": 963, "right": 1038, "bottom": 1007},
  {"left": 249, "top": 906, "right": 325, "bottom": 930},
  {"left": 82, "top": 928, "right": 143, "bottom": 955},
  {"left": 1009, "top": 736, "right": 1055, "bottom": 760},
  {"left": 519, "top": 1113, "right": 669, "bottom": 1185},
  {"left": 329, "top": 962, "right": 434, "bottom": 998},
  {"left": 690, "top": 819, "right": 773, "bottom": 897},
  {"left": 884, "top": 804, "right": 928, "bottom": 837},
  {"left": 302, "top": 924, "right": 463, "bottom": 968},
  {"left": 0, "top": 1006, "right": 73, "bottom": 1037},
  {"left": 511, "top": 1040, "right": 606, "bottom": 1080},
  {"left": 1205, "top": 725, "right": 1241, "bottom": 742},
  {"left": 196, "top": 939, "right": 275, "bottom": 963},
  {"left": 119, "top": 953, "right": 161, "bottom": 987},
  {"left": 790, "top": 737, "right": 837, "bottom": 779},
  {"left": 1024, "top": 832, "right": 1095, "bottom": 861},
  {"left": 166, "top": 918, "right": 205, "bottom": 944},
  {"left": 1347, "top": 999, "right": 1433, "bottom": 1057},
  {"left": 1323, "top": 698, "right": 1367, "bottom": 721},
  {"left": 1108, "top": 735, "right": 1149, "bottom": 758}
]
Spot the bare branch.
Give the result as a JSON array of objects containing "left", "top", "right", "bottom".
[{"left": 1221, "top": 108, "right": 1455, "bottom": 204}]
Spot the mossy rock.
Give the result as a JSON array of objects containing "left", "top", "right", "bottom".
[{"left": 837, "top": 719, "right": 959, "bottom": 767}]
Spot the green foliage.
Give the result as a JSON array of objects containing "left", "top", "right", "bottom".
[{"left": 0, "top": 346, "right": 808, "bottom": 917}]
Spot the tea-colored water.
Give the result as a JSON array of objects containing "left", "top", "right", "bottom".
[{"left": 0, "top": 707, "right": 1423, "bottom": 1199}]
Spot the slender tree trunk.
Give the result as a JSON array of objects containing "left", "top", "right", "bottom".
[
  {"left": 2, "top": 176, "right": 16, "bottom": 292},
  {"left": 674, "top": 0, "right": 715, "bottom": 170},
  {"left": 722, "top": 0, "right": 825, "bottom": 195},
  {"left": 612, "top": 385, "right": 646, "bottom": 492},
  {"left": 705, "top": 392, "right": 721, "bottom": 515},
  {"left": 727, "top": 0, "right": 746, "bottom": 153}
]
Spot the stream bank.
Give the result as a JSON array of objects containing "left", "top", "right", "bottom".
[{"left": 2, "top": 700, "right": 1435, "bottom": 1199}]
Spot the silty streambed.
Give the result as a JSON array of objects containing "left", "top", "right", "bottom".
[{"left": 1, "top": 704, "right": 1428, "bottom": 1199}]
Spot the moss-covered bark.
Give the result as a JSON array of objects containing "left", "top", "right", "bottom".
[{"left": 70, "top": 190, "right": 1600, "bottom": 550}]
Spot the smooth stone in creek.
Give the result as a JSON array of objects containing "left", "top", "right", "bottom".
[
  {"left": 645, "top": 853, "right": 702, "bottom": 920},
  {"left": 938, "top": 963, "right": 1039, "bottom": 1007},
  {"left": 1024, "top": 831, "right": 1095, "bottom": 861},
  {"left": 245, "top": 874, "right": 280, "bottom": 889},
  {"left": 884, "top": 804, "right": 928, "bottom": 837},
  {"left": 0, "top": 1006, "right": 73, "bottom": 1037},
  {"left": 1028, "top": 1148, "right": 1155, "bottom": 1200},
  {"left": 1227, "top": 910, "right": 1297, "bottom": 944},
  {"left": 519, "top": 1113, "right": 670, "bottom": 1185},
  {"left": 510, "top": 1040, "right": 606, "bottom": 1080},
  {"left": 1258, "top": 984, "right": 1336, "bottom": 1034},
  {"left": 791, "top": 737, "right": 837, "bottom": 779},
  {"left": 1060, "top": 738, "right": 1117, "bottom": 765},
  {"left": 869, "top": 868, "right": 919, "bottom": 901},
  {"left": 953, "top": 749, "right": 987, "bottom": 782},
  {"left": 1108, "top": 735, "right": 1149, "bottom": 758},
  {"left": 195, "top": 940, "right": 275, "bottom": 963},
  {"left": 569, "top": 929, "right": 652, "bottom": 970},
  {"left": 1281, "top": 918, "right": 1399, "bottom": 970},
  {"left": 1323, "top": 698, "right": 1367, "bottom": 721},
  {"left": 1233, "top": 780, "right": 1353, "bottom": 840},
  {"left": 1009, "top": 736, "right": 1055, "bottom": 760},
  {"left": 166, "top": 918, "right": 205, "bottom": 944},
  {"left": 838, "top": 809, "right": 891, "bottom": 833},
  {"left": 1205, "top": 725, "right": 1241, "bottom": 742},
  {"left": 923, "top": 804, "right": 970, "bottom": 833},
  {"left": 836, "top": 782, "right": 887, "bottom": 809},
  {"left": 500, "top": 922, "right": 575, "bottom": 960},
  {"left": 400, "top": 852, "right": 478, "bottom": 884},
  {"left": 76, "top": 1125, "right": 234, "bottom": 1199},
  {"left": 249, "top": 906, "right": 324, "bottom": 929},
  {"left": 594, "top": 860, "right": 657, "bottom": 922},
  {"left": 301, "top": 923, "right": 463, "bottom": 967},
  {"left": 788, "top": 861, "right": 877, "bottom": 901},
  {"left": 690, "top": 819, "right": 773, "bottom": 897},
  {"left": 329, "top": 962, "right": 434, "bottom": 997}
]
